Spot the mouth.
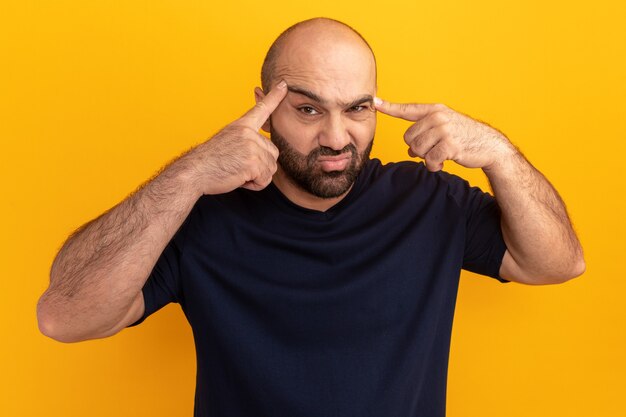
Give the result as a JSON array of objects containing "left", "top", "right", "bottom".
[{"left": 316, "top": 154, "right": 352, "bottom": 172}]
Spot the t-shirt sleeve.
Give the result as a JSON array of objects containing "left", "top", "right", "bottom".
[
  {"left": 445, "top": 174, "right": 509, "bottom": 283},
  {"left": 127, "top": 221, "right": 187, "bottom": 327}
]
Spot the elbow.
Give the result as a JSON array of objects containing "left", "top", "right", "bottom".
[
  {"left": 565, "top": 256, "right": 586, "bottom": 280},
  {"left": 555, "top": 251, "right": 587, "bottom": 283},
  {"left": 37, "top": 317, "right": 73, "bottom": 344},
  {"left": 532, "top": 255, "right": 586, "bottom": 285},
  {"left": 552, "top": 239, "right": 587, "bottom": 282},
  {"left": 572, "top": 254, "right": 586, "bottom": 275},
  {"left": 503, "top": 249, "right": 586, "bottom": 285},
  {"left": 36, "top": 296, "right": 83, "bottom": 343},
  {"left": 37, "top": 313, "right": 70, "bottom": 343},
  {"left": 36, "top": 289, "right": 130, "bottom": 343}
]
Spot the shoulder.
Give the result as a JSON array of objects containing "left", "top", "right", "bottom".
[
  {"left": 366, "top": 158, "right": 473, "bottom": 195},
  {"left": 363, "top": 159, "right": 494, "bottom": 215}
]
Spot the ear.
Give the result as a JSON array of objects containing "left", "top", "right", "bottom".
[{"left": 254, "top": 87, "right": 272, "bottom": 133}]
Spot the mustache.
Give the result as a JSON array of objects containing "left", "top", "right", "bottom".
[{"left": 307, "top": 144, "right": 357, "bottom": 164}]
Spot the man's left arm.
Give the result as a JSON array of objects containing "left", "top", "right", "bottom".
[
  {"left": 483, "top": 144, "right": 585, "bottom": 284},
  {"left": 374, "top": 98, "right": 585, "bottom": 285}
]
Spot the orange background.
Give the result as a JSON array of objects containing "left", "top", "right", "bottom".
[{"left": 1, "top": 1, "right": 624, "bottom": 416}]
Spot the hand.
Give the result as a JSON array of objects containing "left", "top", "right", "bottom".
[
  {"left": 374, "top": 98, "right": 513, "bottom": 172},
  {"left": 185, "top": 81, "right": 288, "bottom": 195}
]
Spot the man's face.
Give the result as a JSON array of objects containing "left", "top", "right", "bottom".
[{"left": 263, "top": 29, "right": 378, "bottom": 199}]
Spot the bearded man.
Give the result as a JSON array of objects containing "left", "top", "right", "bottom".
[{"left": 38, "top": 17, "right": 584, "bottom": 417}]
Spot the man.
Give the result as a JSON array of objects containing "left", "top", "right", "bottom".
[{"left": 37, "top": 17, "right": 584, "bottom": 416}]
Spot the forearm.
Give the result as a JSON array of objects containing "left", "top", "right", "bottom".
[
  {"left": 38, "top": 84, "right": 286, "bottom": 342},
  {"left": 38, "top": 158, "right": 201, "bottom": 341},
  {"left": 483, "top": 144, "right": 585, "bottom": 282},
  {"left": 373, "top": 98, "right": 585, "bottom": 282}
]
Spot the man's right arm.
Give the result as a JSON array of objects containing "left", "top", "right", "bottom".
[{"left": 37, "top": 81, "right": 288, "bottom": 342}]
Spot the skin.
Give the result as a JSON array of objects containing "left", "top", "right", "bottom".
[
  {"left": 37, "top": 84, "right": 288, "bottom": 342},
  {"left": 372, "top": 99, "right": 585, "bottom": 283},
  {"left": 255, "top": 22, "right": 378, "bottom": 211},
  {"left": 37, "top": 18, "right": 584, "bottom": 343}
]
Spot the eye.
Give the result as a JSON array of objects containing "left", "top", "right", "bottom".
[
  {"left": 348, "top": 105, "right": 368, "bottom": 113},
  {"left": 298, "top": 106, "right": 320, "bottom": 116}
]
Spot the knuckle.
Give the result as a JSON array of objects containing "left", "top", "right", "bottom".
[
  {"left": 247, "top": 163, "right": 261, "bottom": 179},
  {"left": 259, "top": 176, "right": 272, "bottom": 188},
  {"left": 432, "top": 111, "right": 449, "bottom": 124},
  {"left": 267, "top": 142, "right": 279, "bottom": 159},
  {"left": 411, "top": 144, "right": 424, "bottom": 158},
  {"left": 435, "top": 124, "right": 450, "bottom": 139},
  {"left": 268, "top": 157, "right": 278, "bottom": 173}
]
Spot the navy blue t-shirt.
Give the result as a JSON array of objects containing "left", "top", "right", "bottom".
[{"left": 132, "top": 158, "right": 508, "bottom": 417}]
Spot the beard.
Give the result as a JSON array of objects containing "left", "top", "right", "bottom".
[{"left": 270, "top": 125, "right": 373, "bottom": 199}]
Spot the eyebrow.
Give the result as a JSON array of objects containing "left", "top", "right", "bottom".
[
  {"left": 287, "top": 86, "right": 325, "bottom": 103},
  {"left": 344, "top": 95, "right": 374, "bottom": 109},
  {"left": 287, "top": 85, "right": 373, "bottom": 109}
]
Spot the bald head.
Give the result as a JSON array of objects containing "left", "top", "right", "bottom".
[{"left": 261, "top": 18, "right": 377, "bottom": 93}]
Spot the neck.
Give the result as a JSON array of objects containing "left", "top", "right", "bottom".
[{"left": 271, "top": 167, "right": 351, "bottom": 212}]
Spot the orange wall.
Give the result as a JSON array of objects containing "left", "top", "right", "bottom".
[{"left": 1, "top": 1, "right": 624, "bottom": 416}]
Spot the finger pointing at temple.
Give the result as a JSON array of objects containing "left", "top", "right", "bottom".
[
  {"left": 374, "top": 97, "right": 439, "bottom": 122},
  {"left": 242, "top": 80, "right": 288, "bottom": 130}
]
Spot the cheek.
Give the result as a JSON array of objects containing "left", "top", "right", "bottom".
[
  {"left": 271, "top": 112, "right": 318, "bottom": 153},
  {"left": 349, "top": 117, "right": 376, "bottom": 147}
]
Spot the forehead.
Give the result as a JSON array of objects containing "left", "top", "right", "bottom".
[{"left": 272, "top": 27, "right": 377, "bottom": 103}]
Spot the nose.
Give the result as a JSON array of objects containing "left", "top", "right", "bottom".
[{"left": 318, "top": 114, "right": 351, "bottom": 151}]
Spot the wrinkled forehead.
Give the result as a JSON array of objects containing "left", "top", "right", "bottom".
[{"left": 273, "top": 33, "right": 377, "bottom": 105}]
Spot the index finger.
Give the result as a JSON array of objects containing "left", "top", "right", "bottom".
[
  {"left": 243, "top": 80, "right": 288, "bottom": 130},
  {"left": 374, "top": 97, "right": 436, "bottom": 122}
]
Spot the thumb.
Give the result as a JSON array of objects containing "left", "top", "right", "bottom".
[{"left": 374, "top": 97, "right": 434, "bottom": 122}]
